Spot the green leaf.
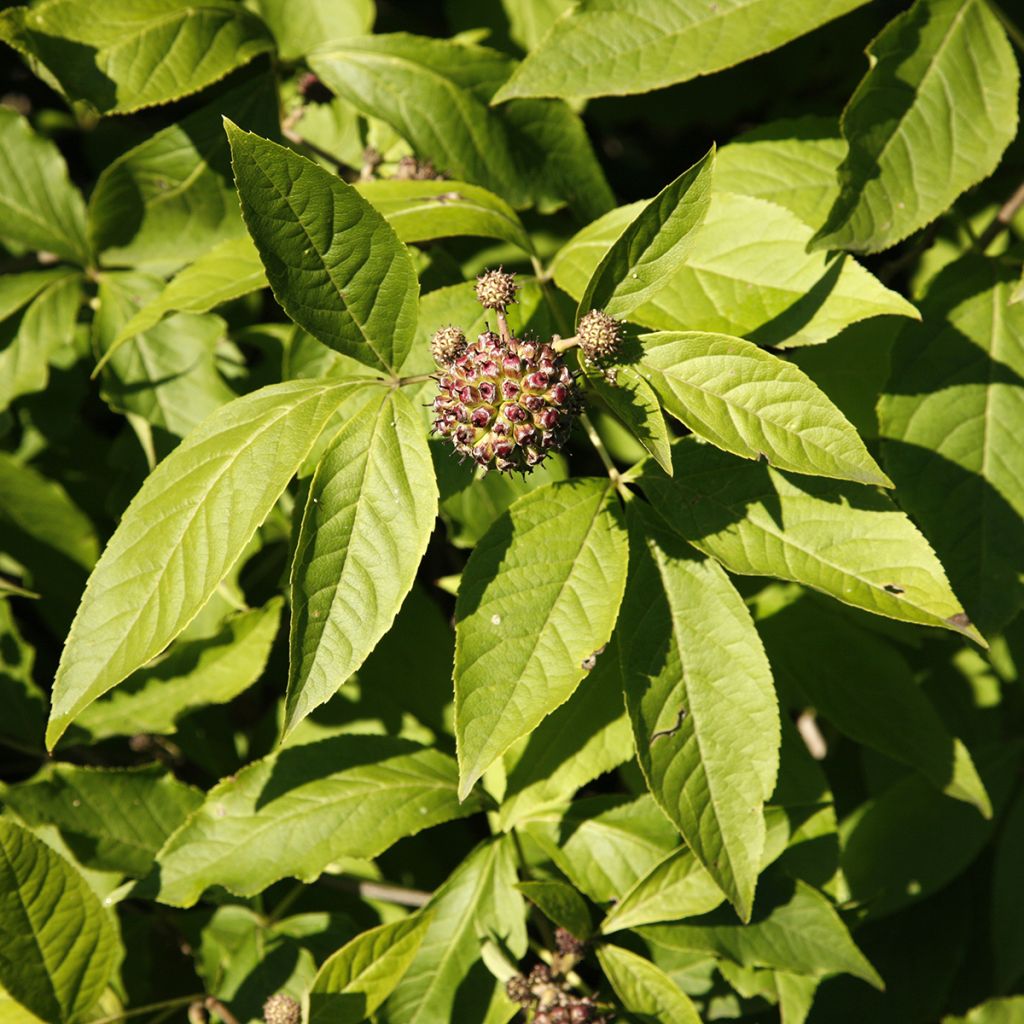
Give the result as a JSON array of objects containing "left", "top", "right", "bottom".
[
  {"left": 498, "top": 638, "right": 633, "bottom": 829},
  {"left": 71, "top": 600, "right": 282, "bottom": 742},
  {"left": 992, "top": 789, "right": 1024, "bottom": 990},
  {"left": 46, "top": 379, "right": 359, "bottom": 748},
  {"left": 579, "top": 147, "right": 713, "bottom": 319},
  {"left": 642, "top": 875, "right": 882, "bottom": 986},
  {"left": 522, "top": 795, "right": 678, "bottom": 902},
  {"left": 454, "top": 479, "right": 629, "bottom": 800},
  {"left": 516, "top": 880, "right": 593, "bottom": 938},
  {"left": 640, "top": 330, "right": 892, "bottom": 486},
  {"left": 555, "top": 193, "right": 919, "bottom": 348},
  {"left": 0, "top": 269, "right": 70, "bottom": 321},
  {"left": 1012, "top": 269, "right": 1024, "bottom": 305},
  {"left": 600, "top": 846, "right": 725, "bottom": 933},
  {"left": 945, "top": 999, "right": 1024, "bottom": 1024},
  {"left": 309, "top": 913, "right": 432, "bottom": 1024},
  {"left": 758, "top": 594, "right": 990, "bottom": 815},
  {"left": 88, "top": 75, "right": 278, "bottom": 273},
  {"left": 596, "top": 944, "right": 701, "bottom": 1024},
  {"left": 309, "top": 34, "right": 614, "bottom": 219},
  {"left": 812, "top": 0, "right": 1020, "bottom": 253},
  {"left": 493, "top": 0, "right": 869, "bottom": 101},
  {"left": 775, "top": 972, "right": 819, "bottom": 1024},
  {"left": 618, "top": 503, "right": 779, "bottom": 919},
  {"left": 226, "top": 122, "right": 419, "bottom": 376},
  {"left": 714, "top": 116, "right": 845, "bottom": 228},
  {"left": 0, "top": 270, "right": 81, "bottom": 414},
  {"left": 286, "top": 388, "right": 438, "bottom": 735},
  {"left": 878, "top": 256, "right": 1024, "bottom": 636},
  {"left": 150, "top": 736, "right": 480, "bottom": 906},
  {"left": 840, "top": 746, "right": 1017, "bottom": 919},
  {"left": 2, "top": 763, "right": 201, "bottom": 877},
  {"left": 95, "top": 237, "right": 267, "bottom": 374},
  {"left": 380, "top": 837, "right": 527, "bottom": 1024},
  {"left": 94, "top": 271, "right": 236, "bottom": 439},
  {"left": 581, "top": 357, "right": 674, "bottom": 475},
  {"left": 0, "top": 818, "right": 121, "bottom": 1024},
  {"left": 257, "top": 0, "right": 373, "bottom": 60},
  {"left": 356, "top": 179, "right": 534, "bottom": 253},
  {"left": 1, "top": 0, "right": 274, "bottom": 115},
  {"left": 0, "top": 600, "right": 46, "bottom": 753},
  {"left": 640, "top": 440, "right": 982, "bottom": 641},
  {"left": 0, "top": 108, "right": 89, "bottom": 264}
]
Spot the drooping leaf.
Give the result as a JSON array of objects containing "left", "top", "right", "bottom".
[
  {"left": 46, "top": 379, "right": 359, "bottom": 748},
  {"left": 71, "top": 600, "right": 282, "bottom": 742},
  {"left": 257, "top": 0, "right": 373, "bottom": 60},
  {"left": 0, "top": 819, "right": 121, "bottom": 1024},
  {"left": 379, "top": 838, "right": 527, "bottom": 1024},
  {"left": 878, "top": 256, "right": 1024, "bottom": 636},
  {"left": 0, "top": 108, "right": 89, "bottom": 264},
  {"left": 1, "top": 763, "right": 202, "bottom": 877},
  {"left": 227, "top": 122, "right": 419, "bottom": 376},
  {"left": 150, "top": 736, "right": 480, "bottom": 906},
  {"left": 812, "top": 0, "right": 1020, "bottom": 253},
  {"left": 286, "top": 388, "right": 438, "bottom": 735},
  {"left": 95, "top": 237, "right": 267, "bottom": 374},
  {"left": 714, "top": 116, "right": 845, "bottom": 228},
  {"left": 992, "top": 789, "right": 1024, "bottom": 991},
  {"left": 356, "top": 179, "right": 534, "bottom": 253},
  {"left": 492, "top": 0, "right": 870, "bottom": 102},
  {"left": 498, "top": 638, "right": 633, "bottom": 829},
  {"left": 516, "top": 880, "right": 593, "bottom": 939},
  {"left": 578, "top": 148, "right": 713, "bottom": 319},
  {"left": 640, "top": 330, "right": 892, "bottom": 486},
  {"left": 0, "top": 0, "right": 274, "bottom": 115},
  {"left": 758, "top": 594, "right": 990, "bottom": 814},
  {"left": 88, "top": 75, "right": 279, "bottom": 273},
  {"left": 0, "top": 271, "right": 81, "bottom": 414},
  {"left": 522, "top": 795, "right": 679, "bottom": 903},
  {"left": 309, "top": 913, "right": 433, "bottom": 1024},
  {"left": 454, "top": 478, "right": 629, "bottom": 800},
  {"left": 309, "top": 34, "right": 614, "bottom": 219},
  {"left": 553, "top": 193, "right": 919, "bottom": 348},
  {"left": 94, "top": 271, "right": 236, "bottom": 439},
  {"left": 640, "top": 440, "right": 982, "bottom": 642},
  {"left": 600, "top": 846, "right": 725, "bottom": 933},
  {"left": 596, "top": 943, "right": 702, "bottom": 1024},
  {"left": 618, "top": 503, "right": 779, "bottom": 919},
  {"left": 641, "top": 875, "right": 881, "bottom": 986}
]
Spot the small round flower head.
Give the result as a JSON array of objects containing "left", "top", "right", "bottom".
[
  {"left": 475, "top": 267, "right": 518, "bottom": 311},
  {"left": 506, "top": 974, "right": 533, "bottom": 1006},
  {"left": 263, "top": 994, "right": 301, "bottom": 1024},
  {"left": 431, "top": 325, "right": 467, "bottom": 365},
  {"left": 554, "top": 927, "right": 585, "bottom": 957},
  {"left": 577, "top": 309, "right": 624, "bottom": 363},
  {"left": 393, "top": 155, "right": 445, "bottom": 180}
]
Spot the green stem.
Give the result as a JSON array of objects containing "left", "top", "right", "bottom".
[
  {"left": 86, "top": 994, "right": 203, "bottom": 1024},
  {"left": 395, "top": 372, "right": 436, "bottom": 387},
  {"left": 580, "top": 412, "right": 620, "bottom": 485},
  {"left": 975, "top": 179, "right": 1024, "bottom": 252}
]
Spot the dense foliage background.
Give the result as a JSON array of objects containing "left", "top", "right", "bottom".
[{"left": 1, "top": 1, "right": 1023, "bottom": 1022}]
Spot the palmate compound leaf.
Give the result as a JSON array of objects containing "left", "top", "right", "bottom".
[
  {"left": 0, "top": 0, "right": 274, "bottom": 115},
  {"left": 618, "top": 501, "right": 779, "bottom": 920},
  {"left": 46, "top": 379, "right": 364, "bottom": 748},
  {"left": 578, "top": 147, "right": 714, "bottom": 320},
  {"left": 640, "top": 439, "right": 983, "bottom": 643},
  {"left": 812, "top": 0, "right": 1020, "bottom": 254},
  {"left": 225, "top": 122, "right": 419, "bottom": 376},
  {"left": 553, "top": 192, "right": 919, "bottom": 349},
  {"left": 453, "top": 478, "right": 629, "bottom": 801},
  {"left": 285, "top": 388, "right": 438, "bottom": 737},
  {"left": 639, "top": 330, "right": 892, "bottom": 486},
  {"left": 148, "top": 736, "right": 481, "bottom": 907},
  {"left": 491, "top": 0, "right": 870, "bottom": 102},
  {"left": 309, "top": 913, "right": 433, "bottom": 1024},
  {"left": 878, "top": 256, "right": 1024, "bottom": 637},
  {"left": 0, "top": 819, "right": 121, "bottom": 1024}
]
